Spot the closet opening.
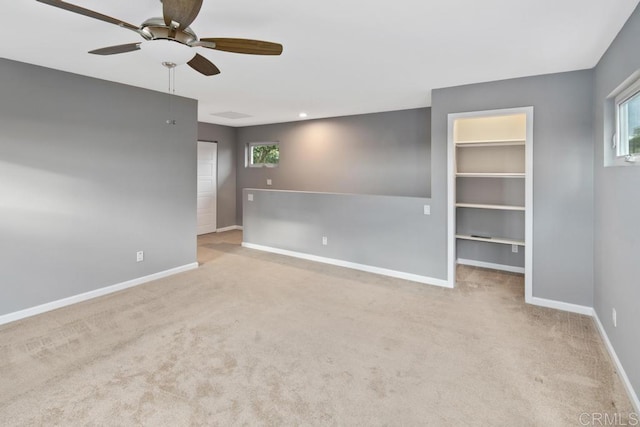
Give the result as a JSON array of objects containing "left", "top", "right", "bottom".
[{"left": 447, "top": 107, "right": 533, "bottom": 301}]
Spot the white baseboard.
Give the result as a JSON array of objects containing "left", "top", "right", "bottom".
[
  {"left": 593, "top": 311, "right": 640, "bottom": 414},
  {"left": 0, "top": 262, "right": 199, "bottom": 326},
  {"left": 216, "top": 225, "right": 243, "bottom": 233},
  {"left": 457, "top": 258, "right": 525, "bottom": 274},
  {"left": 502, "top": 294, "right": 638, "bottom": 411},
  {"left": 526, "top": 296, "right": 594, "bottom": 316},
  {"left": 241, "top": 242, "right": 452, "bottom": 288}
]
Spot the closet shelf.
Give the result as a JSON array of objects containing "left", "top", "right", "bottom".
[
  {"left": 456, "top": 234, "right": 525, "bottom": 246},
  {"left": 455, "top": 139, "right": 525, "bottom": 147},
  {"left": 456, "top": 172, "right": 525, "bottom": 178},
  {"left": 456, "top": 203, "right": 525, "bottom": 211}
]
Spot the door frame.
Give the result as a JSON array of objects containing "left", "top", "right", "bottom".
[
  {"left": 446, "top": 106, "right": 534, "bottom": 302},
  {"left": 197, "top": 140, "right": 218, "bottom": 235}
]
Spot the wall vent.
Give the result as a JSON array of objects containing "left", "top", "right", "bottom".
[{"left": 210, "top": 111, "right": 252, "bottom": 119}]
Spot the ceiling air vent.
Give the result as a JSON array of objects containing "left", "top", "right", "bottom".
[{"left": 210, "top": 111, "right": 252, "bottom": 119}]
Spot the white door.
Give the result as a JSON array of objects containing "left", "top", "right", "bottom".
[{"left": 197, "top": 141, "right": 217, "bottom": 235}]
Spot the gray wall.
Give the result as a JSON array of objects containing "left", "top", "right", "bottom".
[
  {"left": 593, "top": 3, "right": 640, "bottom": 400},
  {"left": 456, "top": 208, "right": 525, "bottom": 268},
  {"left": 456, "top": 177, "right": 525, "bottom": 268},
  {"left": 432, "top": 70, "right": 595, "bottom": 306},
  {"left": 236, "top": 108, "right": 431, "bottom": 225},
  {"left": 243, "top": 189, "right": 444, "bottom": 279},
  {"left": 0, "top": 59, "right": 198, "bottom": 316},
  {"left": 197, "top": 122, "right": 237, "bottom": 229}
]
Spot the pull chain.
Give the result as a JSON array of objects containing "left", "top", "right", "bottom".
[{"left": 163, "top": 61, "right": 177, "bottom": 125}]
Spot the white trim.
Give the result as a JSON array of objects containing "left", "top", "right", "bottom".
[
  {"left": 242, "top": 242, "right": 452, "bottom": 288},
  {"left": 525, "top": 297, "right": 640, "bottom": 411},
  {"left": 524, "top": 107, "right": 534, "bottom": 305},
  {"left": 216, "top": 225, "right": 243, "bottom": 233},
  {"left": 0, "top": 262, "right": 199, "bottom": 326},
  {"left": 447, "top": 106, "right": 534, "bottom": 303},
  {"left": 457, "top": 258, "right": 525, "bottom": 274},
  {"left": 447, "top": 114, "right": 456, "bottom": 287},
  {"left": 243, "top": 188, "right": 432, "bottom": 201},
  {"left": 593, "top": 312, "right": 640, "bottom": 414},
  {"left": 606, "top": 70, "right": 640, "bottom": 167},
  {"left": 615, "top": 81, "right": 640, "bottom": 159},
  {"left": 246, "top": 142, "right": 280, "bottom": 168},
  {"left": 526, "top": 296, "right": 594, "bottom": 316},
  {"left": 197, "top": 141, "right": 218, "bottom": 236}
]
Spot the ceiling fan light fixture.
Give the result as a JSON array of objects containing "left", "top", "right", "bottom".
[
  {"left": 35, "top": 0, "right": 283, "bottom": 78},
  {"left": 140, "top": 39, "right": 195, "bottom": 66}
]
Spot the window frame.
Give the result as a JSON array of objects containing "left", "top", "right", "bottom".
[
  {"left": 246, "top": 142, "right": 280, "bottom": 168},
  {"left": 614, "top": 76, "right": 640, "bottom": 161}
]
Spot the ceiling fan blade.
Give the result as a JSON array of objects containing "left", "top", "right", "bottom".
[
  {"left": 162, "top": 0, "right": 203, "bottom": 29},
  {"left": 35, "top": 0, "right": 140, "bottom": 33},
  {"left": 89, "top": 43, "right": 141, "bottom": 56},
  {"left": 188, "top": 54, "right": 221, "bottom": 76},
  {"left": 198, "top": 38, "right": 283, "bottom": 55}
]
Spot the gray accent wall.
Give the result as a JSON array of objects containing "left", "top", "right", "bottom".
[
  {"left": 242, "top": 189, "right": 445, "bottom": 279},
  {"left": 236, "top": 108, "right": 431, "bottom": 225},
  {"left": 593, "top": 3, "right": 640, "bottom": 401},
  {"left": 432, "top": 70, "right": 595, "bottom": 306},
  {"left": 0, "top": 59, "right": 198, "bottom": 316},
  {"left": 456, "top": 207, "right": 525, "bottom": 270},
  {"left": 197, "top": 122, "right": 237, "bottom": 229}
]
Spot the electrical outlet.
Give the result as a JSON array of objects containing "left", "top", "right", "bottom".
[
  {"left": 423, "top": 205, "right": 431, "bottom": 215},
  {"left": 136, "top": 251, "right": 144, "bottom": 262},
  {"left": 322, "top": 236, "right": 328, "bottom": 246},
  {"left": 612, "top": 308, "right": 617, "bottom": 327},
  {"left": 267, "top": 179, "right": 272, "bottom": 186},
  {"left": 512, "top": 244, "right": 518, "bottom": 253},
  {"left": 248, "top": 193, "right": 253, "bottom": 201}
]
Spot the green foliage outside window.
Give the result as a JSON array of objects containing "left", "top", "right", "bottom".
[
  {"left": 251, "top": 144, "right": 279, "bottom": 165},
  {"left": 629, "top": 127, "right": 640, "bottom": 154}
]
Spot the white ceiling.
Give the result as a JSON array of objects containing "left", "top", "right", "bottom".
[{"left": 5, "top": 0, "right": 640, "bottom": 126}]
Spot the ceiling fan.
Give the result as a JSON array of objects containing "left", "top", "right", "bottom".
[{"left": 35, "top": 0, "right": 283, "bottom": 76}]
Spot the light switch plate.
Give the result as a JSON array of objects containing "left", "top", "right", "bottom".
[
  {"left": 423, "top": 205, "right": 431, "bottom": 215},
  {"left": 267, "top": 179, "right": 272, "bottom": 186},
  {"left": 248, "top": 193, "right": 254, "bottom": 201}
]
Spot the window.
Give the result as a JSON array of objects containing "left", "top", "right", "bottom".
[
  {"left": 247, "top": 142, "right": 279, "bottom": 167},
  {"left": 615, "top": 77, "right": 640, "bottom": 159}
]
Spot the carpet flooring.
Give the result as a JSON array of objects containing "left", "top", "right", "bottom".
[{"left": 0, "top": 230, "right": 633, "bottom": 425}]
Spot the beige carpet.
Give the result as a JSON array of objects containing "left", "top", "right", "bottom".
[{"left": 0, "top": 230, "right": 633, "bottom": 425}]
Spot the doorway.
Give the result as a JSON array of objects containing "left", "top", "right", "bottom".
[
  {"left": 197, "top": 140, "right": 217, "bottom": 235},
  {"left": 447, "top": 107, "right": 533, "bottom": 302}
]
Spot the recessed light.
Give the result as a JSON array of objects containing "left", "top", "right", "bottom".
[{"left": 298, "top": 112, "right": 308, "bottom": 118}]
